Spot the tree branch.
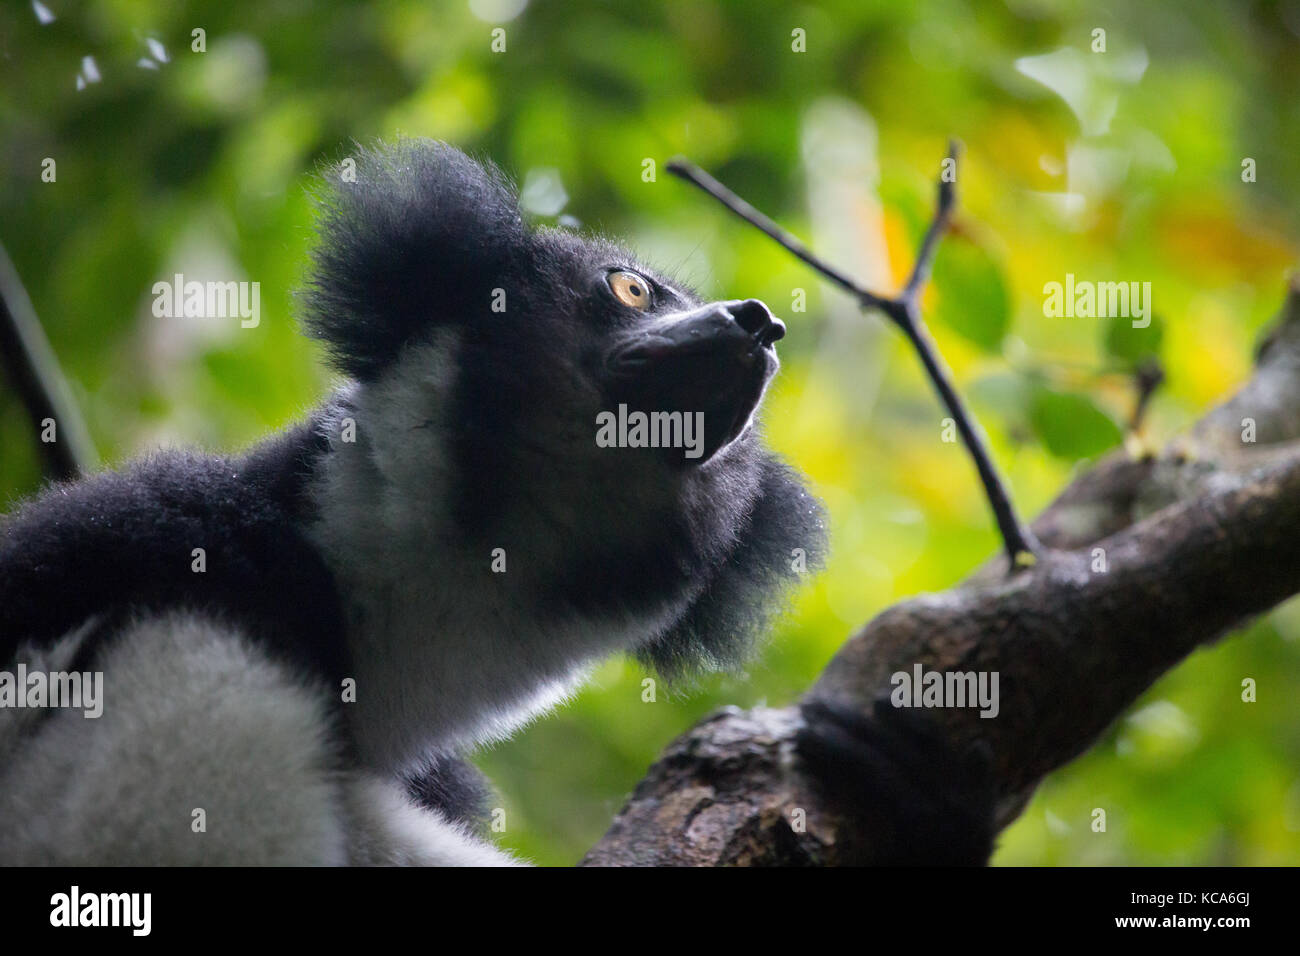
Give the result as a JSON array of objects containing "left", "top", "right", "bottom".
[
  {"left": 667, "top": 144, "right": 1040, "bottom": 568},
  {"left": 0, "top": 241, "right": 97, "bottom": 480}
]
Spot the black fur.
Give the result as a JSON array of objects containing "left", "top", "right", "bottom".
[
  {"left": 0, "top": 411, "right": 349, "bottom": 684},
  {"left": 639, "top": 456, "right": 825, "bottom": 678},
  {"left": 797, "top": 697, "right": 997, "bottom": 865},
  {"left": 403, "top": 756, "right": 495, "bottom": 837},
  {"left": 303, "top": 141, "right": 530, "bottom": 382}
]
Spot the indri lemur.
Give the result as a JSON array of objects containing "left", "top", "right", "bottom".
[
  {"left": 2, "top": 140, "right": 1000, "bottom": 865},
  {"left": 0, "top": 140, "right": 833, "bottom": 864}
]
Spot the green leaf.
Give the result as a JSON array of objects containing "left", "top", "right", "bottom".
[
  {"left": 1028, "top": 386, "right": 1123, "bottom": 459},
  {"left": 930, "top": 236, "right": 1012, "bottom": 352},
  {"left": 1103, "top": 311, "right": 1165, "bottom": 364}
]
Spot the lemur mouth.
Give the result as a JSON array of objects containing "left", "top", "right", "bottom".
[{"left": 604, "top": 299, "right": 784, "bottom": 465}]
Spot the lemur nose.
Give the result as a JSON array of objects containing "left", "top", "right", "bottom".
[{"left": 729, "top": 299, "right": 785, "bottom": 346}]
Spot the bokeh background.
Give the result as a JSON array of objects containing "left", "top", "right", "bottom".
[{"left": 3, "top": 0, "right": 1299, "bottom": 864}]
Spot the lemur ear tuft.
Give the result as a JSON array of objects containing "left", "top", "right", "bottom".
[{"left": 299, "top": 139, "right": 529, "bottom": 381}]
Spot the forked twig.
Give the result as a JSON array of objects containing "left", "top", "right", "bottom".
[{"left": 667, "top": 142, "right": 1041, "bottom": 568}]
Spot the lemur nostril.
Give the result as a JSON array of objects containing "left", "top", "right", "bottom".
[
  {"left": 730, "top": 298, "right": 776, "bottom": 337},
  {"left": 761, "top": 317, "right": 787, "bottom": 345}
]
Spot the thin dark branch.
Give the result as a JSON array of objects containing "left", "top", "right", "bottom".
[
  {"left": 0, "top": 241, "right": 97, "bottom": 481},
  {"left": 896, "top": 299, "right": 1040, "bottom": 563},
  {"left": 1129, "top": 358, "right": 1165, "bottom": 433},
  {"left": 663, "top": 159, "right": 893, "bottom": 314},
  {"left": 901, "top": 140, "right": 960, "bottom": 302},
  {"left": 667, "top": 146, "right": 1040, "bottom": 567}
]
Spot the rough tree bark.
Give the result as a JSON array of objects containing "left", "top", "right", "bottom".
[{"left": 580, "top": 277, "right": 1300, "bottom": 867}]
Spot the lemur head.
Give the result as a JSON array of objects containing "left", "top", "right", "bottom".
[{"left": 301, "top": 139, "right": 824, "bottom": 679}]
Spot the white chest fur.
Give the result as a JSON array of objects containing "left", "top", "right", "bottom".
[{"left": 307, "top": 336, "right": 671, "bottom": 772}]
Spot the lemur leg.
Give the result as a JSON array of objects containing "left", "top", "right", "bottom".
[
  {"left": 0, "top": 611, "right": 351, "bottom": 864},
  {"left": 0, "top": 611, "right": 521, "bottom": 866}
]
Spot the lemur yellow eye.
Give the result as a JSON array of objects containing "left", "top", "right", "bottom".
[{"left": 607, "top": 270, "right": 653, "bottom": 310}]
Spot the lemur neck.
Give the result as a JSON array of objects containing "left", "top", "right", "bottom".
[{"left": 301, "top": 388, "right": 639, "bottom": 773}]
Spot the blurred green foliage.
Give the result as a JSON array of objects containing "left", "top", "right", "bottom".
[{"left": 2, "top": 0, "right": 1298, "bottom": 865}]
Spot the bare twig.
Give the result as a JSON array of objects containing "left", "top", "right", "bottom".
[
  {"left": 900, "top": 142, "right": 959, "bottom": 302},
  {"left": 1128, "top": 358, "right": 1165, "bottom": 433},
  {"left": 667, "top": 143, "right": 1040, "bottom": 568},
  {"left": 661, "top": 159, "right": 892, "bottom": 312}
]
